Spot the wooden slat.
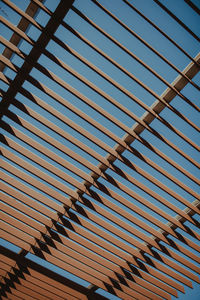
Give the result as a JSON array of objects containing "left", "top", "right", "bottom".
[
  {"left": 0, "top": 0, "right": 43, "bottom": 72},
  {"left": 71, "top": 4, "right": 200, "bottom": 124},
  {"left": 0, "top": 185, "right": 182, "bottom": 295},
  {"left": 153, "top": 0, "right": 200, "bottom": 42},
  {"left": 0, "top": 1, "right": 199, "bottom": 299},
  {"left": 1, "top": 161, "right": 198, "bottom": 286},
  {"left": 91, "top": 0, "right": 199, "bottom": 110},
  {"left": 0, "top": 246, "right": 105, "bottom": 300},
  {"left": 2, "top": 134, "right": 200, "bottom": 257},
  {"left": 4, "top": 104, "right": 198, "bottom": 229},
  {"left": 0, "top": 0, "right": 75, "bottom": 118},
  {"left": 123, "top": 0, "right": 200, "bottom": 79}
]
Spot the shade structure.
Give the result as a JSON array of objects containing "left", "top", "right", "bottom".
[{"left": 0, "top": 0, "right": 199, "bottom": 299}]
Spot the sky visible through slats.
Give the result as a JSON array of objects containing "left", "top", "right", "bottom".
[{"left": 0, "top": 0, "right": 200, "bottom": 299}]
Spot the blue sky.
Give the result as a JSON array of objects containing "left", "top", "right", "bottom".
[{"left": 0, "top": 0, "right": 200, "bottom": 299}]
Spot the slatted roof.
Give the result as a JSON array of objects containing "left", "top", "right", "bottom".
[{"left": 0, "top": 0, "right": 200, "bottom": 299}]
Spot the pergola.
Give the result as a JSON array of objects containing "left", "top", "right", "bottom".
[{"left": 0, "top": 0, "right": 199, "bottom": 299}]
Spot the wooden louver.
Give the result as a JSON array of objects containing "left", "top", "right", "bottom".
[{"left": 0, "top": 0, "right": 200, "bottom": 299}]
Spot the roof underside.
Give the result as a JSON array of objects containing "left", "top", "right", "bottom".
[{"left": 0, "top": 0, "right": 200, "bottom": 299}]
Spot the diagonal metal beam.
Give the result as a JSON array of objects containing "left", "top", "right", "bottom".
[
  {"left": 69, "top": 52, "right": 200, "bottom": 230},
  {"left": 68, "top": 52, "right": 200, "bottom": 182},
  {"left": 116, "top": 52, "right": 200, "bottom": 154}
]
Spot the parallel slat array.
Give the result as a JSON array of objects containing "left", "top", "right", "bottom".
[{"left": 0, "top": 0, "right": 199, "bottom": 299}]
